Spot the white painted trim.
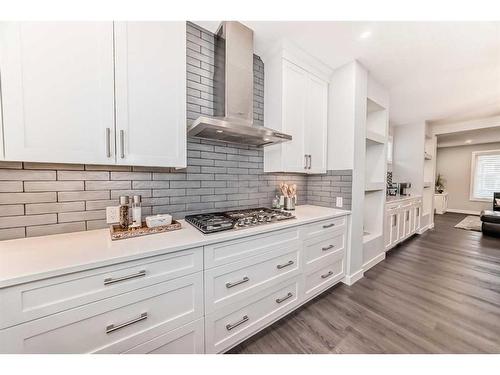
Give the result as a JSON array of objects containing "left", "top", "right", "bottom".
[
  {"left": 431, "top": 115, "right": 500, "bottom": 136},
  {"left": 470, "top": 149, "right": 500, "bottom": 201},
  {"left": 447, "top": 208, "right": 480, "bottom": 215},
  {"left": 362, "top": 252, "right": 386, "bottom": 273},
  {"left": 417, "top": 224, "right": 429, "bottom": 234},
  {"left": 342, "top": 268, "right": 364, "bottom": 286}
]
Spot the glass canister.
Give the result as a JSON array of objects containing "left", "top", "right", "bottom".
[{"left": 119, "top": 195, "right": 130, "bottom": 229}]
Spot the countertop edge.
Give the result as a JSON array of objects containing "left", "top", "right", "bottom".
[{"left": 0, "top": 206, "right": 350, "bottom": 288}]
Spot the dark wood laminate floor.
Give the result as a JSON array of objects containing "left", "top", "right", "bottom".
[{"left": 229, "top": 213, "right": 500, "bottom": 353}]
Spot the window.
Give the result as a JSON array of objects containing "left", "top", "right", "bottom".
[{"left": 470, "top": 150, "right": 500, "bottom": 201}]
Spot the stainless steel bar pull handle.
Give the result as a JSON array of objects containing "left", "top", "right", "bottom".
[
  {"left": 104, "top": 270, "right": 146, "bottom": 286},
  {"left": 322, "top": 244, "right": 335, "bottom": 251},
  {"left": 304, "top": 154, "right": 308, "bottom": 169},
  {"left": 226, "top": 315, "right": 249, "bottom": 331},
  {"left": 308, "top": 155, "right": 312, "bottom": 169},
  {"left": 120, "top": 130, "right": 125, "bottom": 159},
  {"left": 106, "top": 312, "right": 147, "bottom": 334},
  {"left": 225, "top": 276, "right": 249, "bottom": 289},
  {"left": 321, "top": 270, "right": 334, "bottom": 279},
  {"left": 276, "top": 292, "right": 293, "bottom": 304},
  {"left": 105, "top": 128, "right": 111, "bottom": 158},
  {"left": 323, "top": 223, "right": 335, "bottom": 228},
  {"left": 276, "top": 260, "right": 294, "bottom": 269}
]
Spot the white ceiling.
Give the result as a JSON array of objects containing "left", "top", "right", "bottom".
[
  {"left": 437, "top": 126, "right": 500, "bottom": 148},
  {"left": 195, "top": 21, "right": 500, "bottom": 126}
]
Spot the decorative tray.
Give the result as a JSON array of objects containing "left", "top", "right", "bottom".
[{"left": 109, "top": 220, "right": 182, "bottom": 241}]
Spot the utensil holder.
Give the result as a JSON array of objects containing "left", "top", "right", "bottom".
[{"left": 284, "top": 197, "right": 295, "bottom": 210}]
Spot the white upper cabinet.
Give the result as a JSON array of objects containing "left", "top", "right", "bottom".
[
  {"left": 0, "top": 21, "right": 187, "bottom": 167},
  {"left": 114, "top": 22, "right": 186, "bottom": 168},
  {"left": 263, "top": 45, "right": 330, "bottom": 174},
  {"left": 305, "top": 74, "right": 328, "bottom": 174},
  {"left": 281, "top": 60, "right": 308, "bottom": 172},
  {"left": 0, "top": 86, "right": 3, "bottom": 160},
  {"left": 0, "top": 22, "right": 116, "bottom": 164}
]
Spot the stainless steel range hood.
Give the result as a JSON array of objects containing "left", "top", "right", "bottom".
[{"left": 187, "top": 21, "right": 292, "bottom": 147}]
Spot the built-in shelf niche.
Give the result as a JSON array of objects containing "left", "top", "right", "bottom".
[{"left": 363, "top": 189, "right": 385, "bottom": 244}]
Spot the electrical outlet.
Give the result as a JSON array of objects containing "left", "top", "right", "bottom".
[
  {"left": 336, "top": 197, "right": 343, "bottom": 208},
  {"left": 106, "top": 206, "right": 120, "bottom": 224}
]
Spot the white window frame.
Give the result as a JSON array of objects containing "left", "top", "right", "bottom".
[{"left": 469, "top": 149, "right": 500, "bottom": 202}]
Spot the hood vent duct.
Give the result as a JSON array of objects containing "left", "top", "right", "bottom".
[{"left": 187, "top": 21, "right": 292, "bottom": 147}]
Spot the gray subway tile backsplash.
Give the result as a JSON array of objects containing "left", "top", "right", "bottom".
[{"left": 0, "top": 22, "right": 351, "bottom": 240}]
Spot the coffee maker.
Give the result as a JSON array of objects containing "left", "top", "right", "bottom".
[{"left": 398, "top": 182, "right": 412, "bottom": 196}]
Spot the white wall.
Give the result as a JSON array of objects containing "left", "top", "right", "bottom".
[{"left": 436, "top": 142, "right": 500, "bottom": 213}]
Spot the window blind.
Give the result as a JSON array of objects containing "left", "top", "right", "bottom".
[{"left": 472, "top": 151, "right": 500, "bottom": 200}]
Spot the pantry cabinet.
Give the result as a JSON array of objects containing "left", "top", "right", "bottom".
[
  {"left": 0, "top": 21, "right": 186, "bottom": 168},
  {"left": 263, "top": 46, "right": 329, "bottom": 174},
  {"left": 0, "top": 22, "right": 116, "bottom": 165}
]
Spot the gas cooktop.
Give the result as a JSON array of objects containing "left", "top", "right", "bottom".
[{"left": 185, "top": 208, "right": 295, "bottom": 234}]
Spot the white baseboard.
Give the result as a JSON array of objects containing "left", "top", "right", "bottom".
[
  {"left": 447, "top": 209, "right": 480, "bottom": 215},
  {"left": 362, "top": 252, "right": 386, "bottom": 273},
  {"left": 417, "top": 224, "right": 429, "bottom": 234},
  {"left": 342, "top": 269, "right": 364, "bottom": 286}
]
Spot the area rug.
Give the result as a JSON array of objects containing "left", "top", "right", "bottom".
[{"left": 454, "top": 215, "right": 482, "bottom": 232}]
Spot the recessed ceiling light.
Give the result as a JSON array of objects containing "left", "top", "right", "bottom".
[
  {"left": 359, "top": 30, "right": 372, "bottom": 40},
  {"left": 216, "top": 130, "right": 223, "bottom": 133},
  {"left": 465, "top": 139, "right": 472, "bottom": 144},
  {"left": 263, "top": 138, "right": 270, "bottom": 141}
]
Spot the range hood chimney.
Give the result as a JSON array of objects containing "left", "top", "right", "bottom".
[{"left": 187, "top": 21, "right": 292, "bottom": 147}]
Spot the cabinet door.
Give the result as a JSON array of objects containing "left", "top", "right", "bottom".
[
  {"left": 0, "top": 22, "right": 115, "bottom": 164},
  {"left": 281, "top": 60, "right": 307, "bottom": 172},
  {"left": 305, "top": 74, "right": 328, "bottom": 174},
  {"left": 0, "top": 89, "right": 3, "bottom": 160},
  {"left": 414, "top": 205, "right": 421, "bottom": 232},
  {"left": 384, "top": 214, "right": 393, "bottom": 250},
  {"left": 114, "top": 22, "right": 186, "bottom": 168}
]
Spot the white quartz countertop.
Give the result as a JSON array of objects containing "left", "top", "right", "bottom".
[
  {"left": 0, "top": 205, "right": 350, "bottom": 288},
  {"left": 386, "top": 195, "right": 422, "bottom": 203}
]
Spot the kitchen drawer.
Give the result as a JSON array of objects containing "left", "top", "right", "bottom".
[
  {"left": 204, "top": 228, "right": 300, "bottom": 269},
  {"left": 303, "top": 230, "right": 346, "bottom": 271},
  {"left": 99, "top": 318, "right": 205, "bottom": 354},
  {"left": 205, "top": 277, "right": 301, "bottom": 353},
  {"left": 304, "top": 251, "right": 344, "bottom": 298},
  {"left": 0, "top": 247, "right": 202, "bottom": 329},
  {"left": 0, "top": 272, "right": 203, "bottom": 353},
  {"left": 205, "top": 244, "right": 301, "bottom": 314},
  {"left": 301, "top": 216, "right": 346, "bottom": 240}
]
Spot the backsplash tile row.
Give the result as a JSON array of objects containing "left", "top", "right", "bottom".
[
  {"left": 305, "top": 170, "right": 353, "bottom": 210},
  {"left": 0, "top": 157, "right": 309, "bottom": 239}
]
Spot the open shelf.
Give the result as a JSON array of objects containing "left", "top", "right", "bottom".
[
  {"left": 365, "top": 181, "right": 385, "bottom": 191},
  {"left": 363, "top": 231, "right": 383, "bottom": 245},
  {"left": 366, "top": 130, "right": 386, "bottom": 144}
]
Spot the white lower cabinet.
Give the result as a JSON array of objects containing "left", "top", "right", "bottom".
[
  {"left": 384, "top": 198, "right": 422, "bottom": 251},
  {"left": 104, "top": 318, "right": 205, "bottom": 354},
  {"left": 0, "top": 214, "right": 350, "bottom": 354},
  {"left": 0, "top": 272, "right": 203, "bottom": 353},
  {"left": 205, "top": 277, "right": 301, "bottom": 354}
]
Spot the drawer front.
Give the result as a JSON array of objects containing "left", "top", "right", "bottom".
[
  {"left": 205, "top": 277, "right": 301, "bottom": 353},
  {"left": 204, "top": 228, "right": 300, "bottom": 269},
  {"left": 301, "top": 216, "right": 346, "bottom": 240},
  {"left": 304, "top": 251, "right": 344, "bottom": 298},
  {"left": 0, "top": 272, "right": 203, "bottom": 354},
  {"left": 205, "top": 242, "right": 301, "bottom": 314},
  {"left": 0, "top": 247, "right": 203, "bottom": 329},
  {"left": 101, "top": 319, "right": 205, "bottom": 354},
  {"left": 303, "top": 229, "right": 346, "bottom": 271}
]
